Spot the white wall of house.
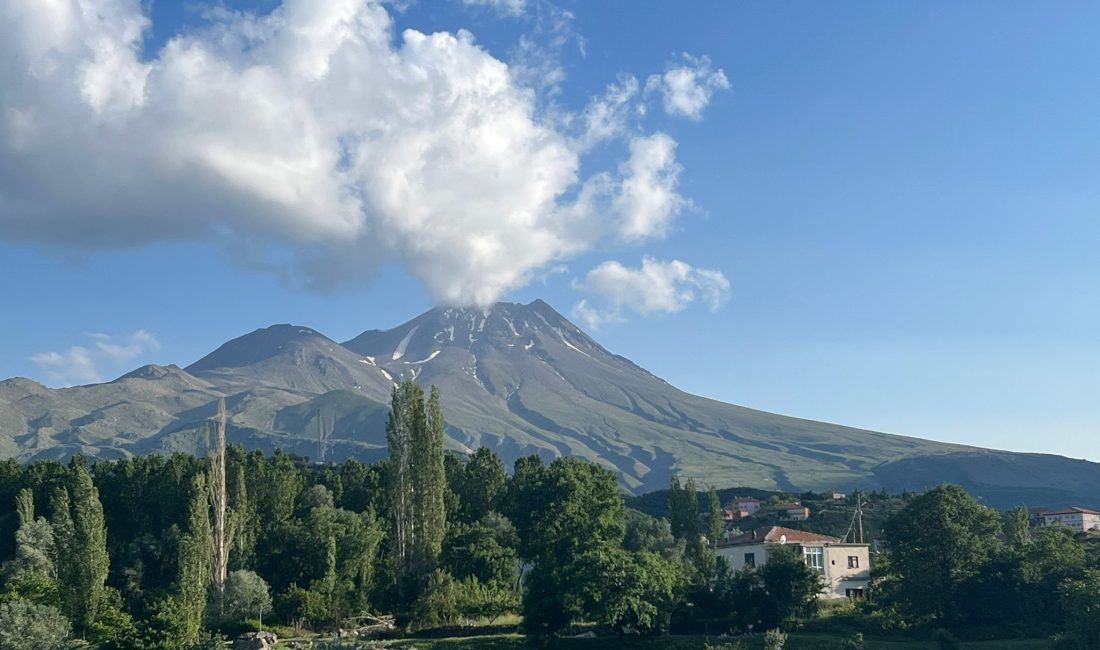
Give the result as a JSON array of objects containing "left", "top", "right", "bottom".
[
  {"left": 1042, "top": 512, "right": 1100, "bottom": 532},
  {"left": 715, "top": 542, "right": 871, "bottom": 599}
]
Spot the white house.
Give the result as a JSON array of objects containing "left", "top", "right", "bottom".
[
  {"left": 1041, "top": 507, "right": 1100, "bottom": 532},
  {"left": 716, "top": 526, "right": 871, "bottom": 599}
]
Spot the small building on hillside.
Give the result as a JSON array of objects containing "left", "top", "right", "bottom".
[
  {"left": 1041, "top": 507, "right": 1100, "bottom": 532},
  {"left": 716, "top": 526, "right": 871, "bottom": 599},
  {"left": 830, "top": 491, "right": 847, "bottom": 501},
  {"left": 722, "top": 496, "right": 763, "bottom": 521},
  {"left": 776, "top": 502, "right": 811, "bottom": 521}
]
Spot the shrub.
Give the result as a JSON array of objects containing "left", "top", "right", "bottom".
[
  {"left": 844, "top": 631, "right": 865, "bottom": 650},
  {"left": 763, "top": 628, "right": 788, "bottom": 650}
]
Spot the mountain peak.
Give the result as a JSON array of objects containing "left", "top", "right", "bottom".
[{"left": 187, "top": 324, "right": 332, "bottom": 373}]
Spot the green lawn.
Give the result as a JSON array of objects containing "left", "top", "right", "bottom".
[{"left": 375, "top": 632, "right": 1053, "bottom": 650}]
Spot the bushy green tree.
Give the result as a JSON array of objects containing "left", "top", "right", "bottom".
[
  {"left": 441, "top": 513, "right": 519, "bottom": 588},
  {"left": 410, "top": 569, "right": 459, "bottom": 629},
  {"left": 454, "top": 447, "right": 508, "bottom": 524},
  {"left": 455, "top": 575, "right": 519, "bottom": 623},
  {"left": 881, "top": 484, "right": 1001, "bottom": 623},
  {"left": 221, "top": 570, "right": 271, "bottom": 623},
  {"left": 1061, "top": 569, "right": 1100, "bottom": 649},
  {"left": 758, "top": 545, "right": 822, "bottom": 625},
  {"left": 578, "top": 548, "right": 682, "bottom": 636},
  {"left": 622, "top": 509, "right": 682, "bottom": 562},
  {"left": 521, "top": 457, "right": 625, "bottom": 639},
  {"left": 0, "top": 600, "right": 71, "bottom": 650},
  {"left": 1, "top": 489, "right": 58, "bottom": 606}
]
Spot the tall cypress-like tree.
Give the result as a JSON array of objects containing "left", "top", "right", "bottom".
[
  {"left": 706, "top": 486, "right": 723, "bottom": 547},
  {"left": 209, "top": 399, "right": 230, "bottom": 611},
  {"left": 387, "top": 382, "right": 417, "bottom": 596},
  {"left": 50, "top": 462, "right": 109, "bottom": 636},
  {"left": 387, "top": 381, "right": 447, "bottom": 602},
  {"left": 177, "top": 473, "right": 214, "bottom": 645},
  {"left": 416, "top": 386, "right": 446, "bottom": 575}
]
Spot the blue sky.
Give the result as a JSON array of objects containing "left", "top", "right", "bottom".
[{"left": 1, "top": 1, "right": 1097, "bottom": 460}]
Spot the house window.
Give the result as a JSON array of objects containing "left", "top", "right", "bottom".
[
  {"left": 744, "top": 552, "right": 755, "bottom": 567},
  {"left": 848, "top": 556, "right": 859, "bottom": 569},
  {"left": 846, "top": 588, "right": 865, "bottom": 599},
  {"left": 803, "top": 547, "right": 825, "bottom": 573}
]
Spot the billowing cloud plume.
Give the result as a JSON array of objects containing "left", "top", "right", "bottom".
[
  {"left": 30, "top": 330, "right": 160, "bottom": 386},
  {"left": 0, "top": 0, "right": 717, "bottom": 307},
  {"left": 572, "top": 257, "right": 730, "bottom": 328},
  {"left": 646, "top": 54, "right": 730, "bottom": 120}
]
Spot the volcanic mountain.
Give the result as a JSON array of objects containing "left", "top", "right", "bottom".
[{"left": 2, "top": 300, "right": 1098, "bottom": 507}]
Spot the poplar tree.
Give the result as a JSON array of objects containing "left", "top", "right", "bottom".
[
  {"left": 50, "top": 462, "right": 109, "bottom": 636},
  {"left": 706, "top": 486, "right": 723, "bottom": 547},
  {"left": 387, "top": 382, "right": 418, "bottom": 596},
  {"left": 209, "top": 399, "right": 230, "bottom": 612},
  {"left": 177, "top": 473, "right": 213, "bottom": 645},
  {"left": 387, "top": 381, "right": 447, "bottom": 601},
  {"left": 415, "top": 386, "right": 446, "bottom": 575}
]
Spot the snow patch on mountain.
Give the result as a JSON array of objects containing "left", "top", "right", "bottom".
[
  {"left": 392, "top": 325, "right": 420, "bottom": 361},
  {"left": 405, "top": 350, "right": 441, "bottom": 365}
]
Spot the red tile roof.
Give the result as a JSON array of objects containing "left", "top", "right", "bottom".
[{"left": 720, "top": 526, "right": 839, "bottom": 547}]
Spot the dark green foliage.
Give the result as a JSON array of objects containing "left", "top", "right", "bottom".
[
  {"left": 51, "top": 460, "right": 110, "bottom": 636},
  {"left": 667, "top": 476, "right": 699, "bottom": 542},
  {"left": 519, "top": 457, "right": 626, "bottom": 639},
  {"left": 441, "top": 513, "right": 520, "bottom": 588},
  {"left": 881, "top": 484, "right": 1002, "bottom": 623},
  {"left": 454, "top": 447, "right": 508, "bottom": 524},
  {"left": 1060, "top": 569, "right": 1100, "bottom": 649},
  {"left": 576, "top": 548, "right": 682, "bottom": 636},
  {"left": 758, "top": 546, "right": 822, "bottom": 625},
  {"left": 622, "top": 508, "right": 682, "bottom": 561},
  {"left": 387, "top": 381, "right": 447, "bottom": 603},
  {"left": 707, "top": 486, "right": 723, "bottom": 547},
  {"left": 1003, "top": 506, "right": 1031, "bottom": 548},
  {"left": 175, "top": 473, "right": 213, "bottom": 646}
]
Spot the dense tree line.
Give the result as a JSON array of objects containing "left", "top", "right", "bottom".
[{"left": 873, "top": 485, "right": 1100, "bottom": 647}]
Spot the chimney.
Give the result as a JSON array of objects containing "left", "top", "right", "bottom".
[{"left": 751, "top": 529, "right": 757, "bottom": 541}]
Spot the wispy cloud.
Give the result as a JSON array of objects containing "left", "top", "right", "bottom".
[
  {"left": 572, "top": 257, "right": 730, "bottom": 329},
  {"left": 461, "top": 0, "right": 528, "bottom": 18},
  {"left": 30, "top": 330, "right": 160, "bottom": 386},
  {"left": 646, "top": 53, "right": 730, "bottom": 120}
]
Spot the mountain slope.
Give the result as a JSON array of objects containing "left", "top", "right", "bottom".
[{"left": 1, "top": 301, "right": 1098, "bottom": 507}]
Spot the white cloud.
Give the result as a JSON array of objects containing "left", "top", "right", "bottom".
[
  {"left": 573, "top": 256, "right": 730, "bottom": 327},
  {"left": 580, "top": 74, "right": 641, "bottom": 148},
  {"left": 645, "top": 53, "right": 730, "bottom": 120},
  {"left": 30, "top": 330, "right": 160, "bottom": 386},
  {"left": 462, "top": 0, "right": 527, "bottom": 18},
  {"left": 614, "top": 133, "right": 686, "bottom": 241},
  {"left": 0, "top": 0, "right": 711, "bottom": 308}
]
